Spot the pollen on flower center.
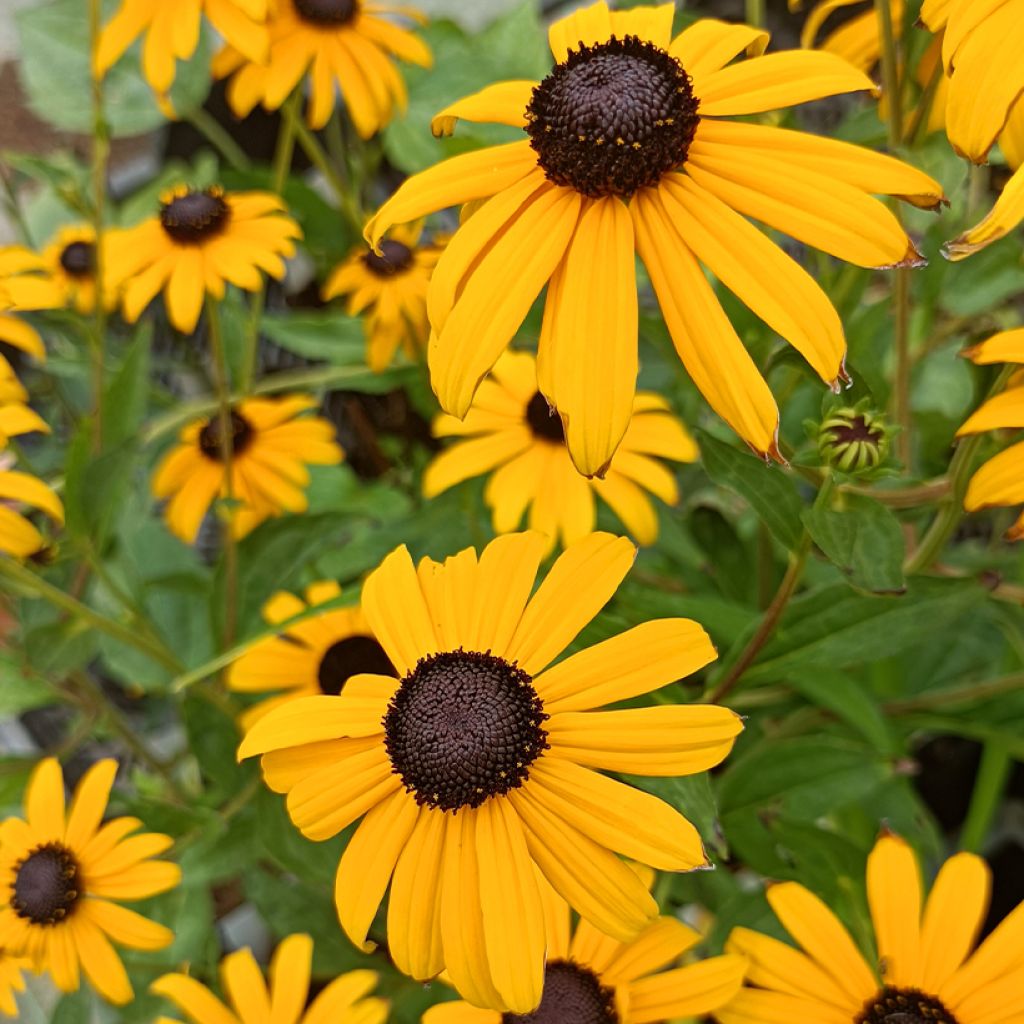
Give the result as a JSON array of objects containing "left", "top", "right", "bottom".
[
  {"left": 11, "top": 843, "right": 82, "bottom": 926},
  {"left": 317, "top": 635, "right": 396, "bottom": 696},
  {"left": 526, "top": 35, "right": 700, "bottom": 198},
  {"left": 383, "top": 649, "right": 549, "bottom": 812},
  {"left": 59, "top": 241, "right": 94, "bottom": 279},
  {"left": 160, "top": 188, "right": 231, "bottom": 244},
  {"left": 292, "top": 0, "right": 358, "bottom": 27},
  {"left": 363, "top": 239, "right": 414, "bottom": 277},
  {"left": 502, "top": 961, "right": 619, "bottom": 1024},
  {"left": 198, "top": 409, "right": 254, "bottom": 462},
  {"left": 525, "top": 391, "right": 565, "bottom": 444},
  {"left": 856, "top": 986, "right": 960, "bottom": 1024}
]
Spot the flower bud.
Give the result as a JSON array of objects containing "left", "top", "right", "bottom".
[{"left": 818, "top": 405, "right": 890, "bottom": 475}]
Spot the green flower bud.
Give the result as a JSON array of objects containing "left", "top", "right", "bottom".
[{"left": 818, "top": 406, "right": 890, "bottom": 475}]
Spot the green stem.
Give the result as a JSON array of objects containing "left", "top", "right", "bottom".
[
  {"left": 906, "top": 55, "right": 944, "bottom": 146},
  {"left": 0, "top": 559, "right": 181, "bottom": 673},
  {"left": 184, "top": 106, "right": 251, "bottom": 173},
  {"left": 874, "top": 0, "right": 904, "bottom": 144},
  {"left": 960, "top": 739, "right": 1011, "bottom": 853},
  {"left": 744, "top": 0, "right": 766, "bottom": 28},
  {"left": 883, "top": 672, "right": 1024, "bottom": 714},
  {"left": 892, "top": 267, "right": 913, "bottom": 467}
]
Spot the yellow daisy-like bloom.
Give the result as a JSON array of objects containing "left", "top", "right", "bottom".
[
  {"left": 228, "top": 579, "right": 395, "bottom": 729},
  {"left": 212, "top": 0, "right": 431, "bottom": 135},
  {"left": 366, "top": 0, "right": 945, "bottom": 476},
  {"left": 152, "top": 395, "right": 343, "bottom": 544},
  {"left": 719, "top": 831, "right": 1024, "bottom": 1024},
  {"left": 94, "top": 0, "right": 269, "bottom": 98},
  {"left": 239, "top": 530, "right": 743, "bottom": 1013},
  {"left": 424, "top": 349, "right": 697, "bottom": 552},
  {"left": 0, "top": 464, "right": 65, "bottom": 561},
  {"left": 0, "top": 759, "right": 180, "bottom": 1006},
  {"left": 0, "top": 948, "right": 28, "bottom": 1017},
  {"left": 424, "top": 868, "right": 746, "bottom": 1024},
  {"left": 107, "top": 186, "right": 301, "bottom": 334},
  {"left": 152, "top": 933, "right": 389, "bottom": 1024},
  {"left": 35, "top": 226, "right": 116, "bottom": 315},
  {"left": 322, "top": 223, "right": 442, "bottom": 372},
  {"left": 954, "top": 329, "right": 1024, "bottom": 540},
  {"left": 0, "top": 250, "right": 56, "bottom": 367},
  {"left": 922, "top": 0, "right": 1024, "bottom": 257}
]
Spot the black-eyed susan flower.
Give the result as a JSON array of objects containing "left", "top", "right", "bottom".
[
  {"left": 424, "top": 349, "right": 697, "bottom": 552},
  {"left": 35, "top": 226, "right": 116, "bottom": 315},
  {"left": 228, "top": 579, "right": 395, "bottom": 729},
  {"left": 322, "top": 224, "right": 441, "bottom": 372},
  {"left": 94, "top": 0, "right": 269, "bottom": 99},
  {"left": 152, "top": 395, "right": 343, "bottom": 544},
  {"left": 0, "top": 759, "right": 180, "bottom": 1006},
  {"left": 0, "top": 949, "right": 28, "bottom": 1017},
  {"left": 0, "top": 251, "right": 56, "bottom": 366},
  {"left": 424, "top": 868, "right": 746, "bottom": 1024},
  {"left": 365, "top": 0, "right": 945, "bottom": 476},
  {"left": 212, "top": 0, "right": 431, "bottom": 135},
  {"left": 107, "top": 186, "right": 301, "bottom": 334},
  {"left": 239, "top": 530, "right": 743, "bottom": 1013},
  {"left": 955, "top": 329, "right": 1024, "bottom": 540},
  {"left": 719, "top": 831, "right": 1024, "bottom": 1024},
  {"left": 0, "top": 464, "right": 64, "bottom": 561},
  {"left": 153, "top": 932, "right": 389, "bottom": 1024}
]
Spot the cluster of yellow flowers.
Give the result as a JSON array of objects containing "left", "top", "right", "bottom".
[{"left": 2, "top": 0, "right": 1024, "bottom": 1020}]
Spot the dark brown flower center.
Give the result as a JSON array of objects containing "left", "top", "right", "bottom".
[
  {"left": 317, "top": 635, "right": 396, "bottom": 696},
  {"left": 59, "top": 241, "right": 94, "bottom": 279},
  {"left": 526, "top": 35, "right": 700, "bottom": 198},
  {"left": 160, "top": 188, "right": 231, "bottom": 244},
  {"left": 383, "top": 649, "right": 549, "bottom": 812},
  {"left": 828, "top": 415, "right": 884, "bottom": 446},
  {"left": 198, "top": 409, "right": 254, "bottom": 461},
  {"left": 293, "top": 0, "right": 358, "bottom": 26},
  {"left": 11, "top": 843, "right": 82, "bottom": 926},
  {"left": 363, "top": 239, "right": 414, "bottom": 277},
  {"left": 502, "top": 961, "right": 619, "bottom": 1024},
  {"left": 856, "top": 987, "right": 960, "bottom": 1024},
  {"left": 526, "top": 392, "right": 564, "bottom": 444}
]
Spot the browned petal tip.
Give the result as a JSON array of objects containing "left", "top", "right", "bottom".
[
  {"left": 881, "top": 242, "right": 928, "bottom": 270},
  {"left": 745, "top": 434, "right": 788, "bottom": 466},
  {"left": 942, "top": 236, "right": 977, "bottom": 262}
]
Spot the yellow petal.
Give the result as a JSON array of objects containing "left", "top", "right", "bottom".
[{"left": 431, "top": 81, "right": 537, "bottom": 137}]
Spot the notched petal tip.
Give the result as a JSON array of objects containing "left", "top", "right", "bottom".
[
  {"left": 430, "top": 114, "right": 458, "bottom": 138},
  {"left": 747, "top": 433, "right": 788, "bottom": 466},
  {"left": 941, "top": 236, "right": 980, "bottom": 262},
  {"left": 880, "top": 242, "right": 928, "bottom": 270}
]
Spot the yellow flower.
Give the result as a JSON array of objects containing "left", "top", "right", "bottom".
[
  {"left": 0, "top": 249, "right": 58, "bottom": 368},
  {"left": 322, "top": 223, "right": 442, "bottom": 372},
  {"left": 94, "top": 0, "right": 269, "bottom": 98},
  {"left": 107, "top": 186, "right": 301, "bottom": 334},
  {"left": 0, "top": 759, "right": 180, "bottom": 1006},
  {"left": 228, "top": 579, "right": 395, "bottom": 729},
  {"left": 34, "top": 225, "right": 120, "bottom": 315},
  {"left": 0, "top": 467, "right": 64, "bottom": 560},
  {"left": 152, "top": 395, "right": 343, "bottom": 543},
  {"left": 424, "top": 869, "right": 746, "bottom": 1024},
  {"left": 365, "top": 0, "right": 944, "bottom": 476},
  {"left": 424, "top": 349, "right": 697, "bottom": 551},
  {"left": 955, "top": 329, "right": 1024, "bottom": 540},
  {"left": 719, "top": 831, "right": 1024, "bottom": 1024},
  {"left": 0, "top": 948, "right": 28, "bottom": 1017},
  {"left": 212, "top": 0, "right": 431, "bottom": 135},
  {"left": 153, "top": 933, "right": 389, "bottom": 1024},
  {"left": 239, "top": 531, "right": 742, "bottom": 1013}
]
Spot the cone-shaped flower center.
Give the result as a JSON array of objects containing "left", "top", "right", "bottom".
[
  {"left": 11, "top": 843, "right": 82, "bottom": 925},
  {"left": 384, "top": 650, "right": 549, "bottom": 811},
  {"left": 857, "top": 987, "right": 960, "bottom": 1024},
  {"left": 199, "top": 409, "right": 254, "bottom": 462},
  {"left": 526, "top": 392, "right": 565, "bottom": 444},
  {"left": 160, "top": 188, "right": 231, "bottom": 244},
  {"left": 526, "top": 35, "right": 700, "bottom": 198},
  {"left": 59, "top": 241, "right": 94, "bottom": 279},
  {"left": 363, "top": 239, "right": 414, "bottom": 277},
  {"left": 293, "top": 0, "right": 358, "bottom": 27},
  {"left": 502, "top": 961, "right": 619, "bottom": 1024},
  {"left": 317, "top": 635, "right": 396, "bottom": 696}
]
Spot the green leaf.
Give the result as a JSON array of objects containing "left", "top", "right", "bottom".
[
  {"left": 802, "top": 492, "right": 906, "bottom": 594},
  {"left": 101, "top": 323, "right": 151, "bottom": 447},
  {"left": 630, "top": 773, "right": 724, "bottom": 857},
  {"left": 787, "top": 670, "right": 897, "bottom": 752},
  {"left": 697, "top": 430, "right": 805, "bottom": 550},
  {"left": 181, "top": 693, "right": 251, "bottom": 802},
  {"left": 49, "top": 990, "right": 94, "bottom": 1024},
  {"left": 0, "top": 653, "right": 56, "bottom": 715}
]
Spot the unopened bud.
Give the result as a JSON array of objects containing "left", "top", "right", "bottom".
[{"left": 818, "top": 406, "right": 890, "bottom": 475}]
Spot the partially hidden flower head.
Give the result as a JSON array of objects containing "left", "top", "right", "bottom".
[
  {"left": 424, "top": 349, "right": 698, "bottom": 552},
  {"left": 0, "top": 758, "right": 180, "bottom": 1005},
  {"left": 0, "top": 250, "right": 55, "bottom": 369},
  {"left": 239, "top": 531, "right": 743, "bottom": 1013},
  {"left": 152, "top": 395, "right": 343, "bottom": 544},
  {"left": 107, "top": 185, "right": 301, "bottom": 334},
  {"left": 228, "top": 579, "right": 396, "bottom": 729},
  {"left": 94, "top": 0, "right": 269, "bottom": 100},
  {"left": 424, "top": 866, "right": 746, "bottom": 1024},
  {"left": 0, "top": 948, "right": 29, "bottom": 1017},
  {"left": 955, "top": 329, "right": 1024, "bottom": 540},
  {"left": 152, "top": 933, "right": 389, "bottom": 1024},
  {"left": 365, "top": 0, "right": 945, "bottom": 476},
  {"left": 322, "top": 223, "right": 442, "bottom": 372},
  {"left": 212, "top": 0, "right": 431, "bottom": 135},
  {"left": 718, "top": 830, "right": 1023, "bottom": 1024},
  {"left": 922, "top": 0, "right": 1024, "bottom": 257}
]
